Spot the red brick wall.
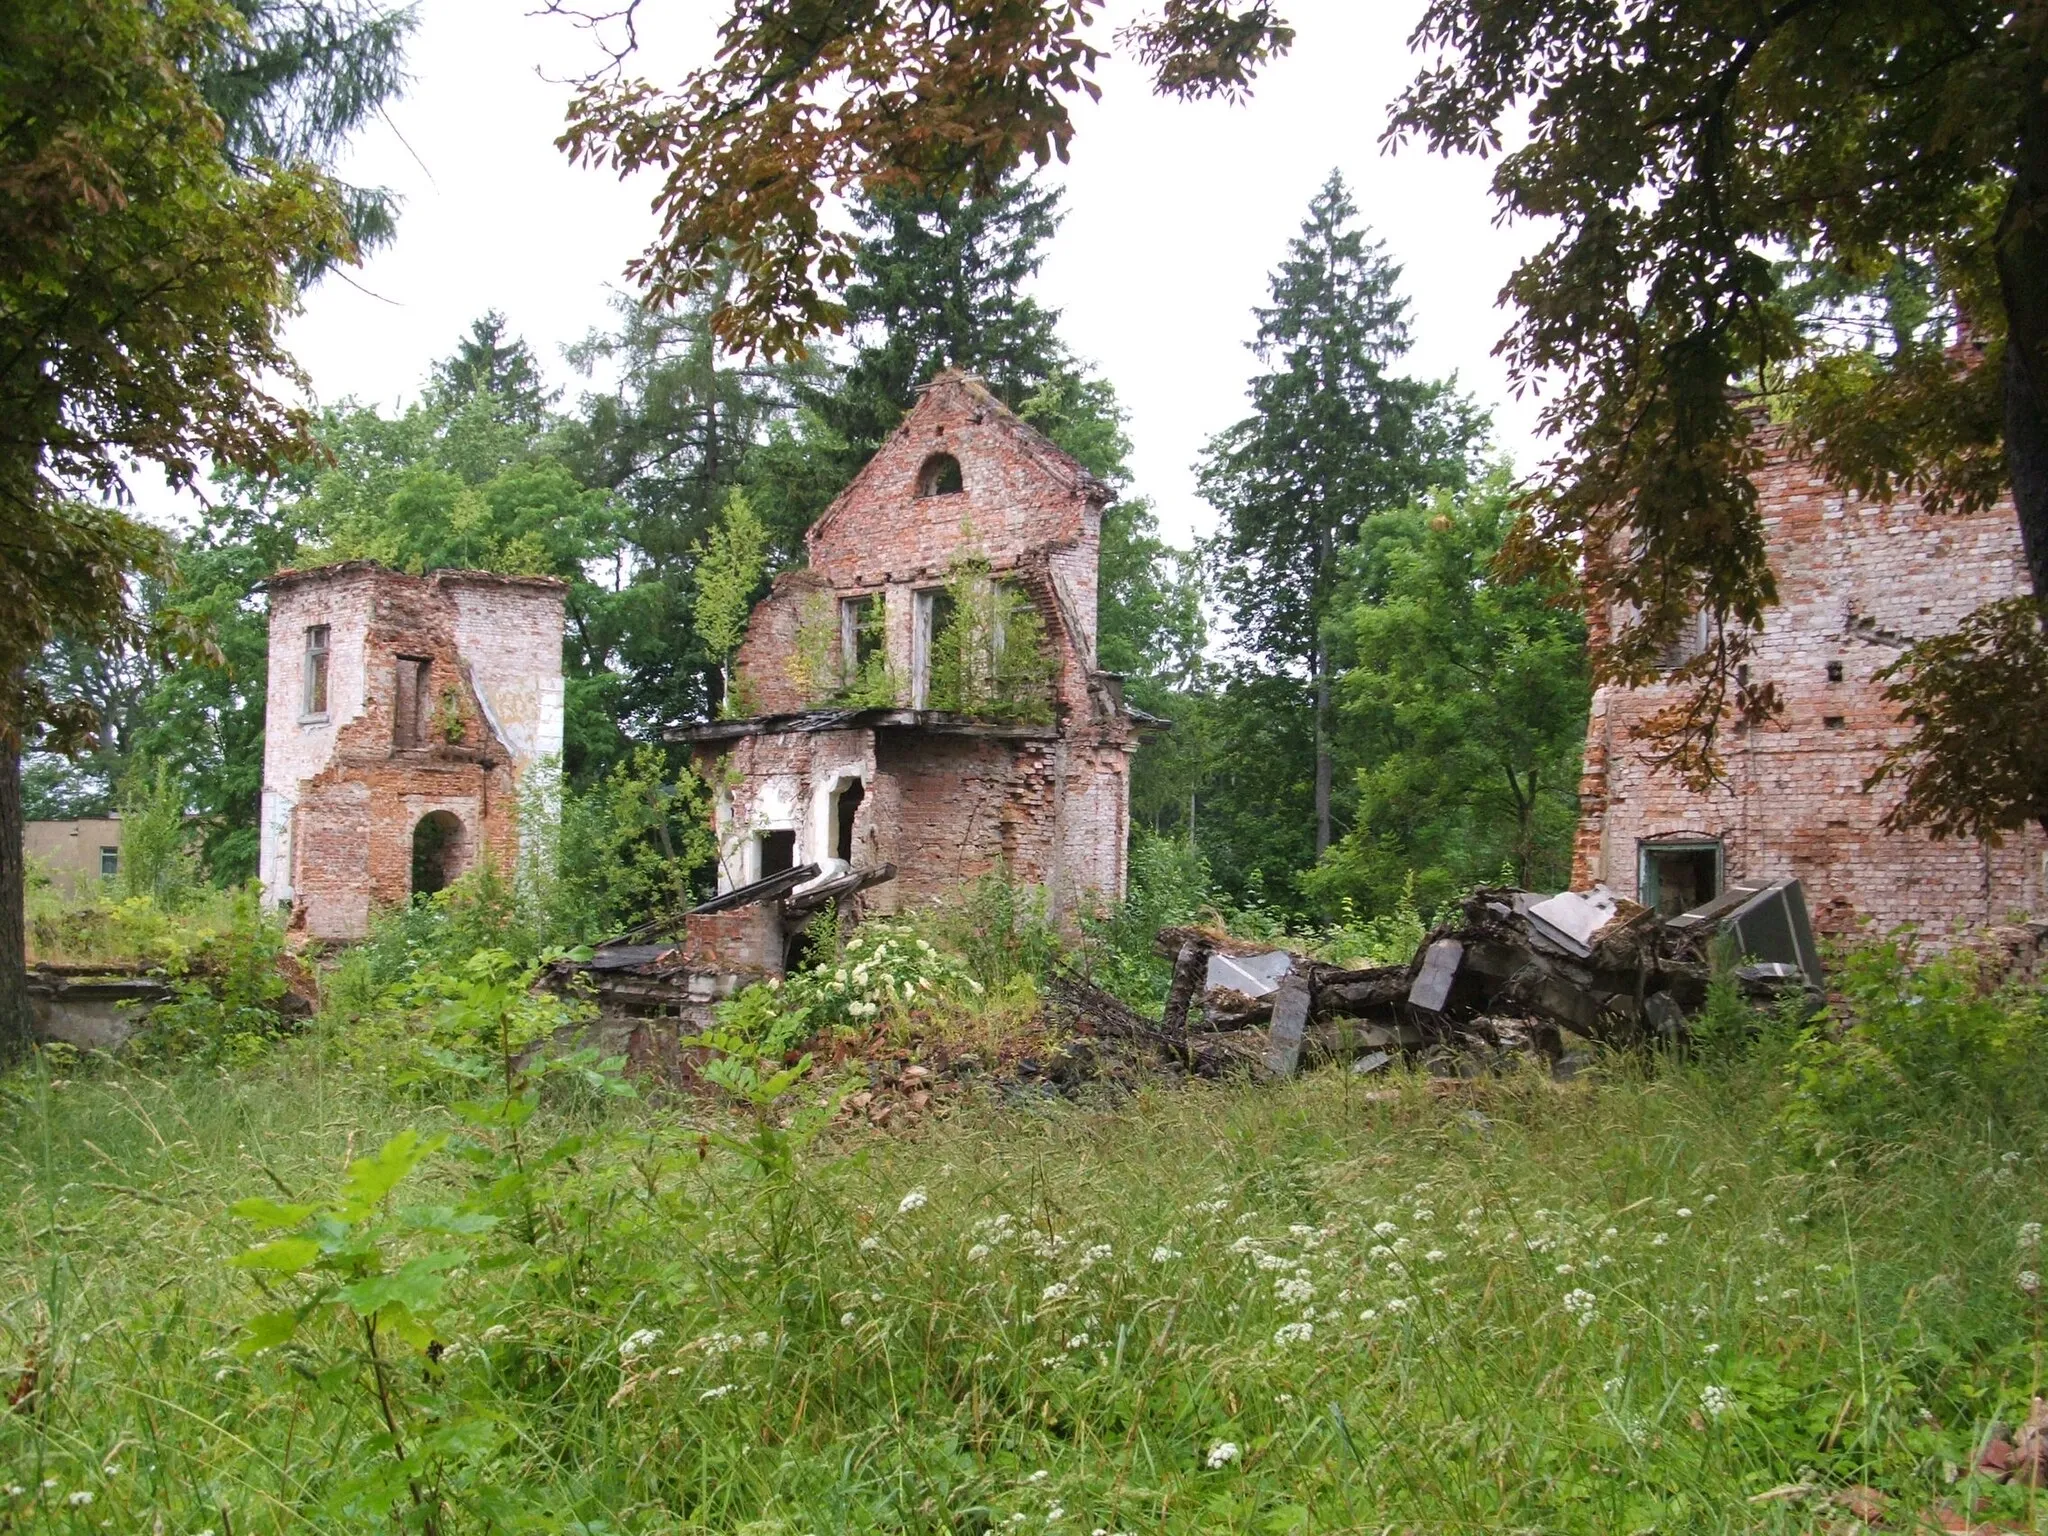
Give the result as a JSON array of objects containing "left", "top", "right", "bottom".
[
  {"left": 1573, "top": 430, "right": 2046, "bottom": 938},
  {"left": 732, "top": 372, "right": 1112, "bottom": 723}
]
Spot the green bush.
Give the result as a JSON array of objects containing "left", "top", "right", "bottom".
[
  {"left": 517, "top": 747, "right": 713, "bottom": 946},
  {"left": 926, "top": 872, "right": 1065, "bottom": 994},
  {"left": 1081, "top": 832, "right": 1216, "bottom": 1009},
  {"left": 1780, "top": 938, "right": 2048, "bottom": 1160},
  {"left": 128, "top": 888, "right": 293, "bottom": 1067}
]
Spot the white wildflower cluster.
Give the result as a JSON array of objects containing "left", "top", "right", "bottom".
[
  {"left": 1272, "top": 1320, "right": 1314, "bottom": 1346},
  {"left": 618, "top": 1328, "right": 663, "bottom": 1362},
  {"left": 2021, "top": 1221, "right": 2042, "bottom": 1250},
  {"left": 1372, "top": 1221, "right": 1399, "bottom": 1239},
  {"left": 1698, "top": 1384, "right": 1736, "bottom": 1420},
  {"left": 2020, "top": 1270, "right": 2042, "bottom": 1297},
  {"left": 1189, "top": 1198, "right": 1230, "bottom": 1217},
  {"left": 1205, "top": 1441, "right": 1241, "bottom": 1468},
  {"left": 1023, "top": 1230, "right": 1069, "bottom": 1261},
  {"left": 692, "top": 1330, "right": 769, "bottom": 1356},
  {"left": 1149, "top": 1246, "right": 1182, "bottom": 1264},
  {"left": 1561, "top": 1289, "right": 1597, "bottom": 1328},
  {"left": 779, "top": 922, "right": 979, "bottom": 1029},
  {"left": 897, "top": 1187, "right": 928, "bottom": 1214},
  {"left": 1274, "top": 1276, "right": 1315, "bottom": 1307},
  {"left": 1040, "top": 1282, "right": 1073, "bottom": 1303},
  {"left": 968, "top": 1212, "right": 1017, "bottom": 1262},
  {"left": 698, "top": 1383, "right": 737, "bottom": 1402},
  {"left": 1078, "top": 1243, "right": 1114, "bottom": 1268}
]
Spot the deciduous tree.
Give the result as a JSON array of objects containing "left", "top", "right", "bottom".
[
  {"left": 1, "top": 0, "right": 353, "bottom": 1058},
  {"left": 1308, "top": 475, "right": 1589, "bottom": 912}
]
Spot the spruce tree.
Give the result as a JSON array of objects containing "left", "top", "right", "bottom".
[
  {"left": 816, "top": 172, "right": 1069, "bottom": 459},
  {"left": 433, "top": 311, "right": 560, "bottom": 429},
  {"left": 1199, "top": 170, "right": 1484, "bottom": 858}
]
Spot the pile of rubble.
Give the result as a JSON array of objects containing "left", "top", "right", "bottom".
[{"left": 1063, "top": 878, "right": 1826, "bottom": 1081}]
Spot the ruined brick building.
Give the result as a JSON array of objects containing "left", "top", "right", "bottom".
[
  {"left": 258, "top": 563, "right": 565, "bottom": 939},
  {"left": 1572, "top": 427, "right": 2047, "bottom": 937},
  {"left": 676, "top": 371, "right": 1146, "bottom": 920}
]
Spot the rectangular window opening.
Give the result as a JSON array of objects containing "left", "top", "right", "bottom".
[
  {"left": 832, "top": 779, "right": 865, "bottom": 864},
  {"left": 1656, "top": 610, "right": 1712, "bottom": 672},
  {"left": 99, "top": 846, "right": 119, "bottom": 878},
  {"left": 911, "top": 588, "right": 955, "bottom": 709},
  {"left": 757, "top": 828, "right": 797, "bottom": 879},
  {"left": 1638, "top": 839, "right": 1723, "bottom": 918},
  {"left": 839, "top": 595, "right": 884, "bottom": 684},
  {"left": 394, "top": 656, "right": 431, "bottom": 746},
  {"left": 302, "top": 624, "right": 330, "bottom": 716}
]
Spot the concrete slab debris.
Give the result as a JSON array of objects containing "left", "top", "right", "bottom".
[
  {"left": 1206, "top": 948, "right": 1294, "bottom": 1000},
  {"left": 1407, "top": 938, "right": 1464, "bottom": 1012},
  {"left": 1262, "top": 972, "right": 1312, "bottom": 1078}
]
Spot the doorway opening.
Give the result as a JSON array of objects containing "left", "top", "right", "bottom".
[
  {"left": 411, "top": 811, "right": 465, "bottom": 897},
  {"left": 831, "top": 778, "right": 865, "bottom": 863}
]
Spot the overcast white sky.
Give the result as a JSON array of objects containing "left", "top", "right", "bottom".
[{"left": 268, "top": 0, "right": 1550, "bottom": 548}]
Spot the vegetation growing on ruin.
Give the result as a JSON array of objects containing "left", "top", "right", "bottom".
[
  {"left": 925, "top": 556, "right": 1057, "bottom": 725},
  {"left": 789, "top": 586, "right": 902, "bottom": 712}
]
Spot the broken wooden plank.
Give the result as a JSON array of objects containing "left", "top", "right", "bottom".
[
  {"left": 689, "top": 863, "right": 819, "bottom": 915},
  {"left": 1161, "top": 938, "right": 1210, "bottom": 1041}
]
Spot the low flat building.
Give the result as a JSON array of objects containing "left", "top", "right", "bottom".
[
  {"left": 23, "top": 817, "right": 122, "bottom": 899},
  {"left": 1572, "top": 427, "right": 2046, "bottom": 938}
]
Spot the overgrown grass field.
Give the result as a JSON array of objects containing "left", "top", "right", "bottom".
[{"left": 5, "top": 1024, "right": 2045, "bottom": 1535}]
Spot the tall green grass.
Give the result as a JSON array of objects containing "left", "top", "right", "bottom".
[{"left": 3, "top": 1045, "right": 2044, "bottom": 1534}]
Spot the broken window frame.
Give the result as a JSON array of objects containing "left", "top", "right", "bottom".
[
  {"left": 302, "top": 624, "right": 330, "bottom": 717},
  {"left": 910, "top": 587, "right": 954, "bottom": 709},
  {"left": 1637, "top": 836, "right": 1724, "bottom": 917},
  {"left": 838, "top": 593, "right": 885, "bottom": 684}
]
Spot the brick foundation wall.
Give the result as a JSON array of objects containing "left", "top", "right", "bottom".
[
  {"left": 680, "top": 905, "right": 784, "bottom": 975},
  {"left": 1573, "top": 430, "right": 2046, "bottom": 939}
]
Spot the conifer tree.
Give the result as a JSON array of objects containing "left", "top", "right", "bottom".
[
  {"left": 807, "top": 172, "right": 1070, "bottom": 471},
  {"left": 1199, "top": 171, "right": 1484, "bottom": 857}
]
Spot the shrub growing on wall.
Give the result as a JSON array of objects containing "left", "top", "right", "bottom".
[{"left": 926, "top": 557, "right": 1054, "bottom": 723}]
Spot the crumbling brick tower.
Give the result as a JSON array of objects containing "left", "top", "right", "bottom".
[
  {"left": 258, "top": 563, "right": 566, "bottom": 939},
  {"left": 1572, "top": 427, "right": 2047, "bottom": 937},
  {"left": 677, "top": 371, "right": 1147, "bottom": 921}
]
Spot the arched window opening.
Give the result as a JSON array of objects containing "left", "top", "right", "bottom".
[
  {"left": 411, "top": 810, "right": 465, "bottom": 897},
  {"left": 915, "top": 452, "right": 963, "bottom": 498}
]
